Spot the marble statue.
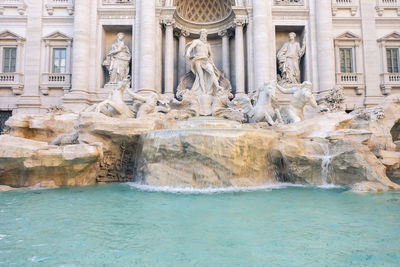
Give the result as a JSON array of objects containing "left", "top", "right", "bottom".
[
  {"left": 185, "top": 29, "right": 223, "bottom": 95},
  {"left": 103, "top": 32, "right": 131, "bottom": 85},
  {"left": 127, "top": 90, "right": 170, "bottom": 118},
  {"left": 236, "top": 81, "right": 283, "bottom": 125},
  {"left": 50, "top": 114, "right": 80, "bottom": 146},
  {"left": 176, "top": 29, "right": 232, "bottom": 116},
  {"left": 85, "top": 78, "right": 133, "bottom": 118},
  {"left": 277, "top": 32, "right": 306, "bottom": 85},
  {"left": 276, "top": 81, "right": 318, "bottom": 123}
]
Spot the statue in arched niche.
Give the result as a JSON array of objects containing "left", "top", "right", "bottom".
[
  {"left": 103, "top": 32, "right": 131, "bottom": 85},
  {"left": 176, "top": 29, "right": 232, "bottom": 116},
  {"left": 277, "top": 32, "right": 306, "bottom": 86}
]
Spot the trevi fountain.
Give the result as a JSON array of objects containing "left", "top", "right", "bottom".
[{"left": 1, "top": 0, "right": 400, "bottom": 266}]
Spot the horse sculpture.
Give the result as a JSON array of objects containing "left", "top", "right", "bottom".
[{"left": 236, "top": 81, "right": 283, "bottom": 125}]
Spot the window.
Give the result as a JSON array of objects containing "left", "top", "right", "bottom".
[
  {"left": 52, "top": 48, "right": 66, "bottom": 73},
  {"left": 2, "top": 47, "right": 16, "bottom": 73},
  {"left": 340, "top": 48, "right": 353, "bottom": 73},
  {"left": 386, "top": 48, "right": 399, "bottom": 73}
]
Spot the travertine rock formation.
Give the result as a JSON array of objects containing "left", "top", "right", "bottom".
[{"left": 2, "top": 95, "right": 400, "bottom": 192}]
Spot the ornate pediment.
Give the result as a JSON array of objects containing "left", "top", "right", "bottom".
[
  {"left": 335, "top": 32, "right": 360, "bottom": 41},
  {"left": 378, "top": 32, "right": 400, "bottom": 42},
  {"left": 0, "top": 30, "right": 25, "bottom": 41},
  {"left": 43, "top": 31, "right": 72, "bottom": 41}
]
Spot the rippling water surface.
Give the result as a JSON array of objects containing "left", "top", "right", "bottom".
[{"left": 1, "top": 184, "right": 400, "bottom": 266}]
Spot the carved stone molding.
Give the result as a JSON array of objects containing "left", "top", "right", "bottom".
[{"left": 0, "top": 0, "right": 27, "bottom": 15}]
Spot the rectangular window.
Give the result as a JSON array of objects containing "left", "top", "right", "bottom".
[
  {"left": 340, "top": 48, "right": 353, "bottom": 73},
  {"left": 386, "top": 48, "right": 399, "bottom": 73},
  {"left": 2, "top": 47, "right": 17, "bottom": 73},
  {"left": 52, "top": 48, "right": 67, "bottom": 73}
]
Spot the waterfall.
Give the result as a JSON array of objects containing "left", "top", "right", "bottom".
[{"left": 320, "top": 143, "right": 333, "bottom": 185}]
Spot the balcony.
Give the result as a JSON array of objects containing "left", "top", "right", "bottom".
[
  {"left": 102, "top": 0, "right": 134, "bottom": 5},
  {"left": 0, "top": 73, "right": 24, "bottom": 95},
  {"left": 40, "top": 73, "right": 71, "bottom": 95},
  {"left": 376, "top": 0, "right": 400, "bottom": 16},
  {"left": 331, "top": 0, "right": 358, "bottom": 16},
  {"left": 45, "top": 0, "right": 74, "bottom": 15},
  {"left": 274, "top": 0, "right": 304, "bottom": 6},
  {"left": 380, "top": 73, "right": 400, "bottom": 94},
  {"left": 0, "top": 0, "right": 27, "bottom": 15},
  {"left": 336, "top": 73, "right": 364, "bottom": 94}
]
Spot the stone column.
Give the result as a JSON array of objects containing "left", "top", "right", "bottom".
[
  {"left": 218, "top": 30, "right": 231, "bottom": 80},
  {"left": 63, "top": 0, "right": 92, "bottom": 110},
  {"left": 163, "top": 18, "right": 175, "bottom": 97},
  {"left": 138, "top": 0, "right": 156, "bottom": 92},
  {"left": 252, "top": 0, "right": 274, "bottom": 89},
  {"left": 17, "top": 0, "right": 43, "bottom": 113},
  {"left": 70, "top": 0, "right": 91, "bottom": 94},
  {"left": 177, "top": 29, "right": 189, "bottom": 80},
  {"left": 234, "top": 19, "right": 246, "bottom": 95},
  {"left": 360, "top": 1, "right": 383, "bottom": 105},
  {"left": 315, "top": 0, "right": 336, "bottom": 92}
]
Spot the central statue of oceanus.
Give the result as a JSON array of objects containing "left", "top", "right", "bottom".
[{"left": 176, "top": 29, "right": 232, "bottom": 116}]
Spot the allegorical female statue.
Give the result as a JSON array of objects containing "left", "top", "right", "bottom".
[
  {"left": 103, "top": 32, "right": 131, "bottom": 85},
  {"left": 277, "top": 32, "right": 306, "bottom": 85}
]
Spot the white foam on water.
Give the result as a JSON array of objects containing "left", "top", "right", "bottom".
[{"left": 125, "top": 182, "right": 336, "bottom": 194}]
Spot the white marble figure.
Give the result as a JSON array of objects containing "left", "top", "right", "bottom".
[
  {"left": 236, "top": 81, "right": 283, "bottom": 125},
  {"left": 103, "top": 32, "right": 131, "bottom": 85},
  {"left": 277, "top": 32, "right": 306, "bottom": 85},
  {"left": 185, "top": 29, "right": 224, "bottom": 95},
  {"left": 85, "top": 78, "right": 133, "bottom": 118},
  {"left": 276, "top": 81, "right": 318, "bottom": 123}
]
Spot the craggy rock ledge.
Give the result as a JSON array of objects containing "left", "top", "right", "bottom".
[{"left": 2, "top": 95, "right": 400, "bottom": 193}]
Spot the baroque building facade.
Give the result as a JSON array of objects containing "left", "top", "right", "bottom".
[{"left": 0, "top": 0, "right": 400, "bottom": 124}]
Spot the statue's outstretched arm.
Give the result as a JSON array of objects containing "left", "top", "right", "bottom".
[{"left": 299, "top": 36, "right": 306, "bottom": 57}]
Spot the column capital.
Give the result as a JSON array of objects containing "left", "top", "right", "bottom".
[
  {"left": 218, "top": 29, "right": 233, "bottom": 38},
  {"left": 175, "top": 28, "right": 190, "bottom": 38},
  {"left": 234, "top": 17, "right": 248, "bottom": 27},
  {"left": 160, "top": 17, "right": 175, "bottom": 27}
]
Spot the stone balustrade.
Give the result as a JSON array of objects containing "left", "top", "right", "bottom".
[
  {"left": 102, "top": 0, "right": 134, "bottom": 5},
  {"left": 376, "top": 0, "right": 400, "bottom": 16},
  {"left": 40, "top": 73, "right": 71, "bottom": 94},
  {"left": 380, "top": 73, "right": 400, "bottom": 94},
  {"left": 274, "top": 0, "right": 303, "bottom": 6},
  {"left": 0, "top": 73, "right": 24, "bottom": 94},
  {"left": 45, "top": 0, "right": 74, "bottom": 15},
  {"left": 331, "top": 0, "right": 358, "bottom": 16},
  {"left": 0, "top": 0, "right": 26, "bottom": 15},
  {"left": 336, "top": 73, "right": 364, "bottom": 94}
]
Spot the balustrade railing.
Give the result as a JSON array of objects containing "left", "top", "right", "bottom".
[
  {"left": 274, "top": 0, "right": 304, "bottom": 6},
  {"left": 45, "top": 0, "right": 74, "bottom": 15},
  {"left": 381, "top": 73, "right": 400, "bottom": 84},
  {"left": 331, "top": 0, "right": 358, "bottom": 16},
  {"left": 377, "top": 0, "right": 399, "bottom": 6},
  {"left": 336, "top": 73, "right": 363, "bottom": 85},
  {"left": 42, "top": 73, "right": 71, "bottom": 85},
  {"left": 102, "top": 0, "right": 134, "bottom": 5},
  {"left": 0, "top": 73, "right": 24, "bottom": 94},
  {"left": 376, "top": 0, "right": 400, "bottom": 16}
]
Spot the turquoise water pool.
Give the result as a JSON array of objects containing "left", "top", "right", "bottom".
[{"left": 1, "top": 184, "right": 400, "bottom": 266}]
